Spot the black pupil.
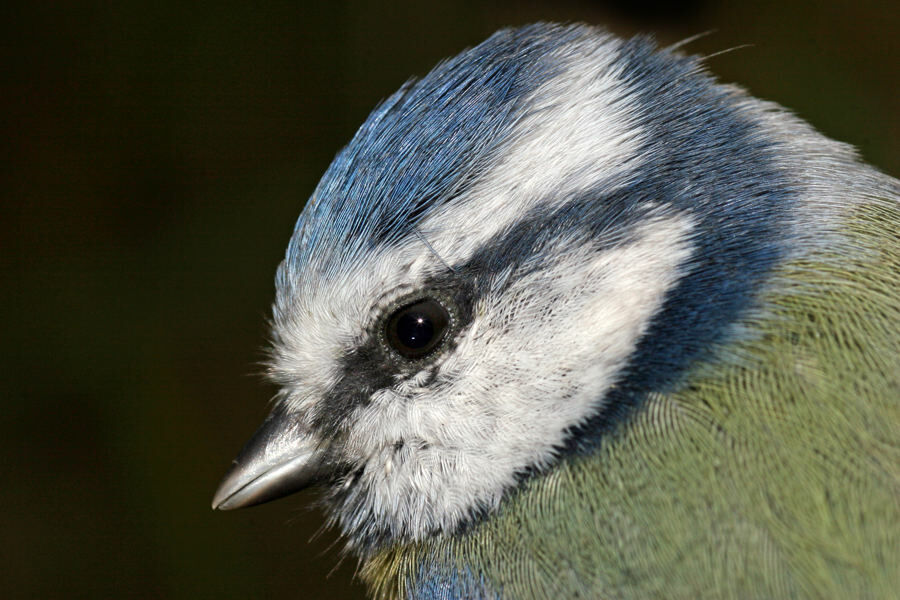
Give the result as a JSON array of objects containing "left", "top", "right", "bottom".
[
  {"left": 396, "top": 312, "right": 434, "bottom": 349},
  {"left": 386, "top": 298, "right": 450, "bottom": 359}
]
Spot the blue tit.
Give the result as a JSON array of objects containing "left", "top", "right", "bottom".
[{"left": 212, "top": 23, "right": 899, "bottom": 599}]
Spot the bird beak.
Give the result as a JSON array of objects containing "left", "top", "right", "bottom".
[{"left": 211, "top": 407, "right": 327, "bottom": 510}]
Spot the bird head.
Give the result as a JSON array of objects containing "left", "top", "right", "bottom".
[{"left": 212, "top": 23, "right": 800, "bottom": 555}]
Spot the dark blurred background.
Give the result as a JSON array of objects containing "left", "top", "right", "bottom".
[{"left": 3, "top": 1, "right": 897, "bottom": 598}]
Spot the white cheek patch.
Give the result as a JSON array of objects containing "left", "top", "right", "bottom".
[{"left": 342, "top": 212, "right": 695, "bottom": 541}]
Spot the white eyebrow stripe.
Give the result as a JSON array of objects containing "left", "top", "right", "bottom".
[{"left": 417, "top": 34, "right": 646, "bottom": 266}]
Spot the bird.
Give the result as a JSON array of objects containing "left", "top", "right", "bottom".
[{"left": 212, "top": 23, "right": 899, "bottom": 599}]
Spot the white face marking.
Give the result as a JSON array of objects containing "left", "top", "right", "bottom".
[
  {"left": 271, "top": 207, "right": 694, "bottom": 543},
  {"left": 333, "top": 213, "right": 694, "bottom": 542},
  {"left": 268, "top": 39, "right": 686, "bottom": 545}
]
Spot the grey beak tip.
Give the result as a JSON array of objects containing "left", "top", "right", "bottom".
[
  {"left": 211, "top": 461, "right": 241, "bottom": 510},
  {"left": 210, "top": 412, "right": 326, "bottom": 511}
]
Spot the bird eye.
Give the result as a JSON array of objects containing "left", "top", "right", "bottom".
[{"left": 385, "top": 298, "right": 451, "bottom": 359}]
